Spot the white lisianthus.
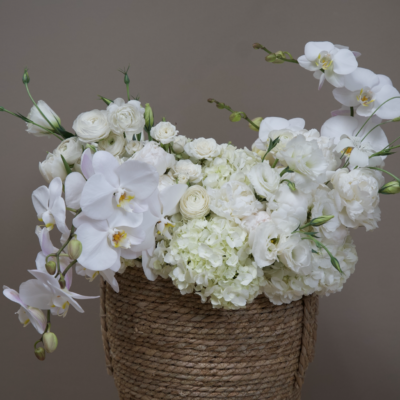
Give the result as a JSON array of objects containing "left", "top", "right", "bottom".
[
  {"left": 98, "top": 132, "right": 125, "bottom": 156},
  {"left": 252, "top": 138, "right": 267, "bottom": 158},
  {"left": 331, "top": 168, "right": 383, "bottom": 231},
  {"left": 277, "top": 135, "right": 328, "bottom": 193},
  {"left": 184, "top": 137, "right": 220, "bottom": 160},
  {"left": 180, "top": 185, "right": 210, "bottom": 219},
  {"left": 132, "top": 141, "right": 176, "bottom": 176},
  {"left": 240, "top": 211, "right": 272, "bottom": 246},
  {"left": 298, "top": 41, "right": 358, "bottom": 88},
  {"left": 72, "top": 110, "right": 110, "bottom": 143},
  {"left": 278, "top": 233, "right": 312, "bottom": 275},
  {"left": 258, "top": 117, "right": 305, "bottom": 143},
  {"left": 106, "top": 98, "right": 145, "bottom": 141},
  {"left": 252, "top": 221, "right": 282, "bottom": 267},
  {"left": 208, "top": 181, "right": 263, "bottom": 223},
  {"left": 55, "top": 137, "right": 83, "bottom": 165},
  {"left": 26, "top": 100, "right": 61, "bottom": 137},
  {"left": 151, "top": 121, "right": 178, "bottom": 144},
  {"left": 248, "top": 162, "right": 280, "bottom": 201},
  {"left": 125, "top": 140, "right": 146, "bottom": 156},
  {"left": 172, "top": 135, "right": 188, "bottom": 154},
  {"left": 39, "top": 152, "right": 68, "bottom": 184},
  {"left": 170, "top": 160, "right": 202, "bottom": 183}
]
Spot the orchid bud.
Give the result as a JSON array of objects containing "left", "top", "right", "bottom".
[
  {"left": 253, "top": 43, "right": 262, "bottom": 49},
  {"left": 144, "top": 103, "right": 154, "bottom": 131},
  {"left": 59, "top": 276, "right": 66, "bottom": 289},
  {"left": 379, "top": 180, "right": 400, "bottom": 194},
  {"left": 249, "top": 117, "right": 262, "bottom": 132},
  {"left": 309, "top": 215, "right": 334, "bottom": 227},
  {"left": 45, "top": 261, "right": 56, "bottom": 275},
  {"left": 67, "top": 238, "right": 82, "bottom": 260},
  {"left": 229, "top": 112, "right": 242, "bottom": 122},
  {"left": 272, "top": 58, "right": 285, "bottom": 64},
  {"left": 34, "top": 347, "right": 46, "bottom": 361},
  {"left": 43, "top": 332, "right": 58, "bottom": 353},
  {"left": 392, "top": 116, "right": 400, "bottom": 122},
  {"left": 265, "top": 54, "right": 276, "bottom": 62},
  {"left": 22, "top": 69, "right": 30, "bottom": 85}
]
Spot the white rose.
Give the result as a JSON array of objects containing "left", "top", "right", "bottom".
[
  {"left": 26, "top": 100, "right": 61, "bottom": 137},
  {"left": 125, "top": 140, "right": 146, "bottom": 156},
  {"left": 331, "top": 168, "right": 383, "bottom": 231},
  {"left": 151, "top": 121, "right": 178, "bottom": 144},
  {"left": 72, "top": 110, "right": 110, "bottom": 143},
  {"left": 184, "top": 137, "right": 220, "bottom": 160},
  {"left": 132, "top": 141, "right": 176, "bottom": 176},
  {"left": 158, "top": 174, "right": 176, "bottom": 192},
  {"left": 171, "top": 160, "right": 202, "bottom": 183},
  {"left": 248, "top": 162, "right": 280, "bottom": 201},
  {"left": 55, "top": 137, "right": 82, "bottom": 164},
  {"left": 208, "top": 181, "right": 264, "bottom": 223},
  {"left": 98, "top": 132, "right": 126, "bottom": 156},
  {"left": 172, "top": 135, "right": 188, "bottom": 153},
  {"left": 180, "top": 185, "right": 210, "bottom": 219},
  {"left": 106, "top": 98, "right": 145, "bottom": 141},
  {"left": 39, "top": 151, "right": 67, "bottom": 183},
  {"left": 277, "top": 135, "right": 328, "bottom": 193}
]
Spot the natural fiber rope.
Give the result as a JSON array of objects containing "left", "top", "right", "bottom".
[{"left": 100, "top": 264, "right": 318, "bottom": 399}]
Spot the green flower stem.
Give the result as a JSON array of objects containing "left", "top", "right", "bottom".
[
  {"left": 361, "top": 119, "right": 393, "bottom": 142},
  {"left": 350, "top": 107, "right": 354, "bottom": 117},
  {"left": 256, "top": 45, "right": 299, "bottom": 64},
  {"left": 272, "top": 158, "right": 279, "bottom": 168},
  {"left": 55, "top": 225, "right": 76, "bottom": 277},
  {"left": 34, "top": 339, "right": 42, "bottom": 349},
  {"left": 61, "top": 259, "right": 77, "bottom": 278},
  {"left": 368, "top": 167, "right": 400, "bottom": 182}
]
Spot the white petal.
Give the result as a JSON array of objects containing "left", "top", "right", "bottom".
[
  {"left": 142, "top": 250, "right": 157, "bottom": 281},
  {"left": 332, "top": 49, "right": 358, "bottom": 75},
  {"left": 48, "top": 177, "right": 63, "bottom": 209},
  {"left": 375, "top": 85, "right": 400, "bottom": 119},
  {"left": 336, "top": 138, "right": 354, "bottom": 152},
  {"left": 160, "top": 184, "right": 188, "bottom": 216},
  {"left": 259, "top": 117, "right": 289, "bottom": 141},
  {"left": 92, "top": 151, "right": 119, "bottom": 187},
  {"left": 344, "top": 68, "right": 379, "bottom": 91},
  {"left": 32, "top": 186, "right": 49, "bottom": 217},
  {"left": 332, "top": 87, "right": 359, "bottom": 107},
  {"left": 349, "top": 148, "right": 369, "bottom": 167},
  {"left": 288, "top": 118, "right": 305, "bottom": 130},
  {"left": 80, "top": 174, "right": 116, "bottom": 220},
  {"left": 80, "top": 149, "right": 95, "bottom": 180},
  {"left": 116, "top": 160, "right": 159, "bottom": 200},
  {"left": 65, "top": 172, "right": 86, "bottom": 209},
  {"left": 304, "top": 41, "right": 334, "bottom": 61},
  {"left": 38, "top": 227, "right": 56, "bottom": 255},
  {"left": 3, "top": 286, "right": 25, "bottom": 306},
  {"left": 356, "top": 102, "right": 376, "bottom": 117},
  {"left": 297, "top": 55, "right": 318, "bottom": 71},
  {"left": 76, "top": 223, "right": 117, "bottom": 271},
  {"left": 107, "top": 208, "right": 143, "bottom": 229},
  {"left": 325, "top": 70, "right": 345, "bottom": 88},
  {"left": 100, "top": 269, "right": 119, "bottom": 292},
  {"left": 19, "top": 279, "right": 53, "bottom": 310},
  {"left": 321, "top": 116, "right": 358, "bottom": 144},
  {"left": 52, "top": 197, "right": 69, "bottom": 234},
  {"left": 26, "top": 307, "right": 47, "bottom": 334}
]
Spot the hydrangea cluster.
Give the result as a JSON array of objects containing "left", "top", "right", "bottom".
[{"left": 2, "top": 41, "right": 400, "bottom": 358}]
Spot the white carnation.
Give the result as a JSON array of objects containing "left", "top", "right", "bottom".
[
  {"left": 184, "top": 137, "right": 220, "bottom": 160},
  {"left": 72, "top": 110, "right": 110, "bottom": 143},
  {"left": 151, "top": 121, "right": 178, "bottom": 144}
]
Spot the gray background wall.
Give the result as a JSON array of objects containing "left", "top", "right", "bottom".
[{"left": 1, "top": 1, "right": 399, "bottom": 399}]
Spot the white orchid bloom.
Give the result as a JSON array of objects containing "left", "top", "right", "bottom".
[
  {"left": 321, "top": 115, "right": 388, "bottom": 168},
  {"left": 74, "top": 208, "right": 148, "bottom": 272},
  {"left": 35, "top": 226, "right": 73, "bottom": 290},
  {"left": 76, "top": 265, "right": 119, "bottom": 292},
  {"left": 3, "top": 286, "right": 47, "bottom": 334},
  {"left": 298, "top": 41, "right": 358, "bottom": 89},
  {"left": 332, "top": 68, "right": 400, "bottom": 119},
  {"left": 258, "top": 117, "right": 305, "bottom": 143},
  {"left": 80, "top": 151, "right": 159, "bottom": 220},
  {"left": 19, "top": 270, "right": 98, "bottom": 317},
  {"left": 32, "top": 177, "right": 69, "bottom": 234}
]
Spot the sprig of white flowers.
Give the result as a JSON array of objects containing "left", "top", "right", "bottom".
[{"left": 2, "top": 40, "right": 400, "bottom": 361}]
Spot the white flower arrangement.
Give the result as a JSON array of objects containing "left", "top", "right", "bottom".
[{"left": 2, "top": 41, "right": 400, "bottom": 361}]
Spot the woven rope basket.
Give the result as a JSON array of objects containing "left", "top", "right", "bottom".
[{"left": 100, "top": 263, "right": 319, "bottom": 400}]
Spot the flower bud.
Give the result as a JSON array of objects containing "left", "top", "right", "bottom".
[
  {"left": 229, "top": 112, "right": 242, "bottom": 122},
  {"left": 265, "top": 54, "right": 276, "bottom": 62},
  {"left": 124, "top": 74, "right": 130, "bottom": 85},
  {"left": 59, "top": 276, "right": 66, "bottom": 289},
  {"left": 249, "top": 117, "right": 262, "bottom": 132},
  {"left": 22, "top": 68, "right": 30, "bottom": 85},
  {"left": 98, "top": 96, "right": 113, "bottom": 105},
  {"left": 67, "top": 238, "right": 82, "bottom": 260},
  {"left": 253, "top": 43, "right": 262, "bottom": 49},
  {"left": 379, "top": 180, "right": 400, "bottom": 194},
  {"left": 272, "top": 58, "right": 285, "bottom": 64},
  {"left": 309, "top": 215, "right": 334, "bottom": 227},
  {"left": 45, "top": 261, "right": 56, "bottom": 275},
  {"left": 144, "top": 103, "right": 154, "bottom": 130},
  {"left": 34, "top": 347, "right": 46, "bottom": 361},
  {"left": 0, "top": 107, "right": 5, "bottom": 112},
  {"left": 330, "top": 257, "right": 343, "bottom": 273},
  {"left": 43, "top": 332, "right": 58, "bottom": 353}
]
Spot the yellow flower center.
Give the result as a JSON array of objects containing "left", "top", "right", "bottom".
[
  {"left": 117, "top": 192, "right": 135, "bottom": 208},
  {"left": 112, "top": 231, "right": 127, "bottom": 247},
  {"left": 357, "top": 88, "right": 375, "bottom": 106},
  {"left": 316, "top": 52, "right": 333, "bottom": 70}
]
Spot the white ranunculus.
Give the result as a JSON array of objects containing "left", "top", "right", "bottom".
[
  {"left": 151, "top": 121, "right": 178, "bottom": 144},
  {"left": 55, "top": 137, "right": 82, "bottom": 165},
  {"left": 298, "top": 41, "right": 358, "bottom": 88},
  {"left": 277, "top": 135, "right": 328, "bottom": 193},
  {"left": 171, "top": 160, "right": 202, "bottom": 183},
  {"left": 132, "top": 141, "right": 176, "bottom": 176},
  {"left": 248, "top": 162, "right": 280, "bottom": 201},
  {"left": 39, "top": 152, "right": 68, "bottom": 184},
  {"left": 184, "top": 137, "right": 220, "bottom": 160},
  {"left": 26, "top": 100, "right": 61, "bottom": 137},
  {"left": 180, "top": 185, "right": 210, "bottom": 219},
  {"left": 208, "top": 181, "right": 264, "bottom": 223},
  {"left": 98, "top": 132, "right": 126, "bottom": 156},
  {"left": 125, "top": 140, "right": 146, "bottom": 156},
  {"left": 106, "top": 98, "right": 145, "bottom": 141},
  {"left": 172, "top": 135, "right": 188, "bottom": 154},
  {"left": 72, "top": 110, "right": 110, "bottom": 143},
  {"left": 331, "top": 168, "right": 384, "bottom": 231}
]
